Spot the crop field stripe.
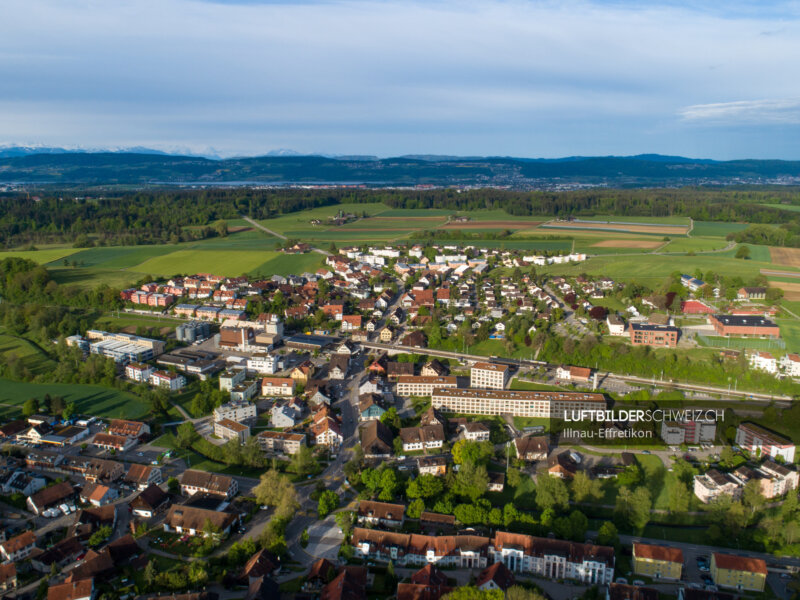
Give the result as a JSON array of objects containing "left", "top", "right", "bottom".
[{"left": 1, "top": 248, "right": 83, "bottom": 264}]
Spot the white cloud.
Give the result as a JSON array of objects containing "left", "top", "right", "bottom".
[{"left": 679, "top": 98, "right": 800, "bottom": 124}]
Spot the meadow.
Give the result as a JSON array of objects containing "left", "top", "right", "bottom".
[
  {"left": 0, "top": 332, "right": 57, "bottom": 375},
  {"left": 0, "top": 379, "right": 150, "bottom": 419},
  {"left": 0, "top": 247, "right": 82, "bottom": 264}
]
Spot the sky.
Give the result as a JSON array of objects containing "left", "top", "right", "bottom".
[{"left": 2, "top": 0, "right": 800, "bottom": 159}]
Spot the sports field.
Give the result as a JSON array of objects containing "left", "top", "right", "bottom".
[{"left": 0, "top": 379, "right": 150, "bottom": 419}]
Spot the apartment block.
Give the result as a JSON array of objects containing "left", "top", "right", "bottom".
[
  {"left": 396, "top": 376, "right": 459, "bottom": 397},
  {"left": 470, "top": 362, "right": 510, "bottom": 390},
  {"left": 431, "top": 388, "right": 605, "bottom": 418}
]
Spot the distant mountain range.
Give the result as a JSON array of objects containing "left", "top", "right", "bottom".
[{"left": 1, "top": 148, "right": 799, "bottom": 188}]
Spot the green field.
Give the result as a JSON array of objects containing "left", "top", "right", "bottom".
[
  {"left": 777, "top": 319, "right": 800, "bottom": 353},
  {"left": 0, "top": 247, "right": 82, "bottom": 264},
  {"left": 93, "top": 312, "right": 182, "bottom": 332},
  {"left": 763, "top": 203, "right": 800, "bottom": 213},
  {"left": 134, "top": 249, "right": 274, "bottom": 277},
  {"left": 250, "top": 252, "right": 325, "bottom": 276},
  {"left": 660, "top": 237, "right": 730, "bottom": 253},
  {"left": 0, "top": 379, "right": 150, "bottom": 419},
  {"left": 0, "top": 333, "right": 57, "bottom": 375},
  {"left": 47, "top": 245, "right": 180, "bottom": 269},
  {"left": 577, "top": 215, "right": 691, "bottom": 226},
  {"left": 690, "top": 221, "right": 750, "bottom": 237},
  {"left": 258, "top": 202, "right": 387, "bottom": 235},
  {"left": 696, "top": 334, "right": 787, "bottom": 353}
]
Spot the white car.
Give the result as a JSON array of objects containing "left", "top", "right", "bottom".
[{"left": 59, "top": 503, "right": 71, "bottom": 515}]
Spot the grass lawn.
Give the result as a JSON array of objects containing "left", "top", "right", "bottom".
[
  {"left": 778, "top": 319, "right": 800, "bottom": 353},
  {"left": 249, "top": 252, "right": 326, "bottom": 277},
  {"left": 509, "top": 379, "right": 561, "bottom": 391},
  {"left": 0, "top": 332, "right": 57, "bottom": 375},
  {"left": 93, "top": 312, "right": 182, "bottom": 331},
  {"left": 0, "top": 247, "right": 82, "bottom": 264},
  {"left": 48, "top": 266, "right": 149, "bottom": 289},
  {"left": 0, "top": 379, "right": 150, "bottom": 419},
  {"left": 512, "top": 416, "right": 550, "bottom": 431},
  {"left": 133, "top": 249, "right": 271, "bottom": 277},
  {"left": 696, "top": 334, "right": 788, "bottom": 353}
]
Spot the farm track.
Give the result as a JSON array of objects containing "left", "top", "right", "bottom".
[{"left": 241, "top": 215, "right": 331, "bottom": 256}]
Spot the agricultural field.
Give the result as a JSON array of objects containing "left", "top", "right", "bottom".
[
  {"left": 770, "top": 246, "right": 800, "bottom": 268},
  {"left": 762, "top": 203, "right": 800, "bottom": 213},
  {"left": 591, "top": 239, "right": 663, "bottom": 249},
  {"left": 690, "top": 221, "right": 750, "bottom": 237},
  {"left": 660, "top": 237, "right": 730, "bottom": 253},
  {"left": 134, "top": 249, "right": 273, "bottom": 278},
  {"left": 0, "top": 332, "right": 57, "bottom": 375},
  {"left": 541, "top": 220, "right": 689, "bottom": 236},
  {"left": 575, "top": 214, "right": 691, "bottom": 226},
  {"left": 0, "top": 247, "right": 81, "bottom": 264},
  {"left": 0, "top": 379, "right": 150, "bottom": 419}
]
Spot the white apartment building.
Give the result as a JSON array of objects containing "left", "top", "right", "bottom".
[
  {"left": 748, "top": 352, "right": 778, "bottom": 374},
  {"left": 149, "top": 370, "right": 186, "bottom": 391},
  {"left": 261, "top": 377, "right": 295, "bottom": 397},
  {"left": 246, "top": 353, "right": 281, "bottom": 375},
  {"left": 256, "top": 430, "right": 306, "bottom": 455},
  {"left": 693, "top": 469, "right": 744, "bottom": 504},
  {"left": 431, "top": 388, "right": 606, "bottom": 418},
  {"left": 660, "top": 418, "right": 716, "bottom": 445},
  {"left": 396, "top": 376, "right": 459, "bottom": 397},
  {"left": 125, "top": 362, "right": 155, "bottom": 383},
  {"left": 735, "top": 423, "right": 796, "bottom": 463},
  {"left": 219, "top": 369, "right": 246, "bottom": 392},
  {"left": 213, "top": 400, "right": 257, "bottom": 423},
  {"left": 470, "top": 362, "right": 510, "bottom": 390}
]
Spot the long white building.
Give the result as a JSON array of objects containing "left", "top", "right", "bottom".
[{"left": 431, "top": 388, "right": 606, "bottom": 418}]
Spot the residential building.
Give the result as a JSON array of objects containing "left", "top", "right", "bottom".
[
  {"left": 270, "top": 404, "right": 300, "bottom": 428},
  {"left": 555, "top": 365, "right": 592, "bottom": 384},
  {"left": 431, "top": 388, "right": 606, "bottom": 418},
  {"left": 92, "top": 432, "right": 136, "bottom": 452},
  {"left": 736, "top": 422, "right": 796, "bottom": 462},
  {"left": 396, "top": 376, "right": 459, "bottom": 397},
  {"left": 125, "top": 362, "right": 154, "bottom": 383},
  {"left": 0, "top": 531, "right": 36, "bottom": 563},
  {"left": 163, "top": 505, "right": 238, "bottom": 538},
  {"left": 632, "top": 543, "right": 683, "bottom": 580},
  {"left": 379, "top": 327, "right": 394, "bottom": 342},
  {"left": 357, "top": 500, "right": 406, "bottom": 528},
  {"left": 417, "top": 456, "right": 448, "bottom": 477},
  {"left": 358, "top": 393, "right": 386, "bottom": 422},
  {"left": 781, "top": 353, "right": 800, "bottom": 377},
  {"left": 27, "top": 481, "right": 74, "bottom": 515},
  {"left": 246, "top": 353, "right": 280, "bottom": 375},
  {"left": 680, "top": 275, "right": 706, "bottom": 292},
  {"left": 738, "top": 287, "right": 766, "bottom": 300},
  {"left": 476, "top": 563, "right": 515, "bottom": 592},
  {"left": 660, "top": 418, "right": 716, "bottom": 445},
  {"left": 629, "top": 324, "right": 679, "bottom": 347},
  {"left": 230, "top": 380, "right": 259, "bottom": 402},
  {"left": 256, "top": 431, "right": 306, "bottom": 455},
  {"left": 421, "top": 360, "right": 449, "bottom": 377},
  {"left": 220, "top": 369, "right": 246, "bottom": 392},
  {"left": 606, "top": 314, "right": 626, "bottom": 336},
  {"left": 735, "top": 461, "right": 799, "bottom": 499},
  {"left": 215, "top": 419, "right": 251, "bottom": 443},
  {"left": 0, "top": 563, "right": 17, "bottom": 593},
  {"left": 749, "top": 351, "right": 778, "bottom": 374},
  {"left": 709, "top": 314, "right": 780, "bottom": 338},
  {"left": 47, "top": 579, "right": 94, "bottom": 600},
  {"left": 124, "top": 464, "right": 162, "bottom": 491},
  {"left": 214, "top": 400, "right": 257, "bottom": 424},
  {"left": 710, "top": 553, "right": 767, "bottom": 592},
  {"left": 461, "top": 422, "right": 490, "bottom": 442},
  {"left": 131, "top": 484, "right": 170, "bottom": 518},
  {"left": 290, "top": 362, "right": 314, "bottom": 384},
  {"left": 548, "top": 452, "right": 578, "bottom": 479},
  {"left": 514, "top": 436, "right": 549, "bottom": 461},
  {"left": 311, "top": 415, "right": 343, "bottom": 447},
  {"left": 80, "top": 483, "right": 119, "bottom": 507},
  {"left": 180, "top": 470, "right": 238, "bottom": 498},
  {"left": 693, "top": 469, "right": 744, "bottom": 503},
  {"left": 360, "top": 420, "right": 394, "bottom": 458},
  {"left": 108, "top": 419, "right": 150, "bottom": 439},
  {"left": 261, "top": 377, "right": 295, "bottom": 397},
  {"left": 470, "top": 362, "right": 510, "bottom": 390},
  {"left": 150, "top": 370, "right": 186, "bottom": 391},
  {"left": 399, "top": 424, "right": 445, "bottom": 451}
]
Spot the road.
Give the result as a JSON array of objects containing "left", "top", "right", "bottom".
[{"left": 240, "top": 215, "right": 331, "bottom": 256}]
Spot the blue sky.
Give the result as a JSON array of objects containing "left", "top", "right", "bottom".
[{"left": 2, "top": 0, "right": 800, "bottom": 159}]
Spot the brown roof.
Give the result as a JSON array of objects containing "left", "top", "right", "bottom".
[
  {"left": 492, "top": 531, "right": 614, "bottom": 567},
  {"left": 125, "top": 463, "right": 154, "bottom": 484},
  {"left": 712, "top": 552, "right": 767, "bottom": 575},
  {"left": 0, "top": 563, "right": 16, "bottom": 585},
  {"left": 107, "top": 534, "right": 140, "bottom": 563},
  {"left": 357, "top": 500, "right": 405, "bottom": 522},
  {"left": 399, "top": 424, "right": 445, "bottom": 446},
  {"left": 81, "top": 483, "right": 112, "bottom": 503},
  {"left": 164, "top": 505, "right": 237, "bottom": 532},
  {"left": 180, "top": 469, "right": 233, "bottom": 495},
  {"left": 410, "top": 564, "right": 448, "bottom": 587},
  {"left": 108, "top": 419, "right": 146, "bottom": 437},
  {"left": 1, "top": 530, "right": 36, "bottom": 555},
  {"left": 396, "top": 583, "right": 453, "bottom": 600},
  {"left": 387, "top": 362, "right": 415, "bottom": 376},
  {"left": 131, "top": 484, "right": 169, "bottom": 511},
  {"left": 216, "top": 418, "right": 249, "bottom": 433},
  {"left": 47, "top": 579, "right": 94, "bottom": 600},
  {"left": 308, "top": 558, "right": 336, "bottom": 582},
  {"left": 241, "top": 548, "right": 280, "bottom": 579},
  {"left": 30, "top": 481, "right": 74, "bottom": 510},
  {"left": 568, "top": 366, "right": 592, "bottom": 380},
  {"left": 419, "top": 512, "right": 455, "bottom": 526},
  {"left": 66, "top": 548, "right": 114, "bottom": 582},
  {"left": 76, "top": 504, "right": 116, "bottom": 525},
  {"left": 92, "top": 432, "right": 129, "bottom": 448},
  {"left": 34, "top": 536, "right": 84, "bottom": 567},
  {"left": 0, "top": 419, "right": 28, "bottom": 437},
  {"left": 606, "top": 583, "right": 659, "bottom": 600},
  {"left": 321, "top": 567, "right": 367, "bottom": 600},
  {"left": 633, "top": 542, "right": 683, "bottom": 564},
  {"left": 472, "top": 361, "right": 509, "bottom": 372},
  {"left": 476, "top": 562, "right": 515, "bottom": 590},
  {"left": 359, "top": 420, "right": 393, "bottom": 455}
]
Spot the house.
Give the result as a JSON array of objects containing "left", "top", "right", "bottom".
[
  {"left": 125, "top": 362, "right": 155, "bottom": 382},
  {"left": 629, "top": 324, "right": 679, "bottom": 347},
  {"left": 150, "top": 370, "right": 186, "bottom": 391},
  {"left": 341, "top": 315, "right": 362, "bottom": 332},
  {"left": 399, "top": 424, "right": 445, "bottom": 452},
  {"left": 215, "top": 419, "right": 250, "bottom": 443},
  {"left": 256, "top": 431, "right": 306, "bottom": 455},
  {"left": 357, "top": 500, "right": 406, "bottom": 528},
  {"left": 606, "top": 314, "right": 626, "bottom": 336},
  {"left": 306, "top": 558, "right": 337, "bottom": 590},
  {"left": 124, "top": 464, "right": 162, "bottom": 491},
  {"left": 693, "top": 469, "right": 743, "bottom": 503},
  {"left": 748, "top": 351, "right": 778, "bottom": 374},
  {"left": 738, "top": 287, "right": 766, "bottom": 300},
  {"left": 379, "top": 327, "right": 394, "bottom": 342},
  {"left": 548, "top": 452, "right": 578, "bottom": 479},
  {"left": 400, "top": 330, "right": 427, "bottom": 349},
  {"left": 92, "top": 432, "right": 137, "bottom": 453},
  {"left": 735, "top": 422, "right": 796, "bottom": 462},
  {"left": 710, "top": 553, "right": 767, "bottom": 592},
  {"left": 31, "top": 536, "right": 83, "bottom": 573},
  {"left": 360, "top": 420, "right": 394, "bottom": 458},
  {"left": 131, "top": 484, "right": 171, "bottom": 518},
  {"left": 214, "top": 399, "right": 257, "bottom": 423},
  {"left": 398, "top": 565, "right": 452, "bottom": 600},
  {"left": 421, "top": 359, "right": 449, "bottom": 377},
  {"left": 261, "top": 377, "right": 295, "bottom": 397},
  {"left": 80, "top": 483, "right": 119, "bottom": 507},
  {"left": 750, "top": 460, "right": 799, "bottom": 498},
  {"left": 555, "top": 365, "right": 592, "bottom": 384},
  {"left": 290, "top": 362, "right": 315, "bottom": 384},
  {"left": 680, "top": 274, "right": 706, "bottom": 292},
  {"left": 417, "top": 456, "right": 448, "bottom": 477},
  {"left": 0, "top": 531, "right": 36, "bottom": 563},
  {"left": 488, "top": 472, "right": 505, "bottom": 493},
  {"left": 27, "top": 481, "right": 74, "bottom": 515},
  {"left": 0, "top": 563, "right": 16, "bottom": 593},
  {"left": 180, "top": 470, "right": 238, "bottom": 498},
  {"left": 328, "top": 355, "right": 350, "bottom": 380},
  {"left": 781, "top": 353, "right": 800, "bottom": 377},
  {"left": 321, "top": 567, "right": 367, "bottom": 600},
  {"left": 0, "top": 469, "right": 45, "bottom": 496},
  {"left": 311, "top": 415, "right": 343, "bottom": 447},
  {"left": 358, "top": 393, "right": 386, "bottom": 422},
  {"left": 633, "top": 543, "right": 683, "bottom": 580},
  {"left": 476, "top": 562, "right": 515, "bottom": 592},
  {"left": 240, "top": 548, "right": 281, "bottom": 582},
  {"left": 47, "top": 579, "right": 94, "bottom": 600},
  {"left": 514, "top": 436, "right": 549, "bottom": 461},
  {"left": 164, "top": 505, "right": 238, "bottom": 538},
  {"left": 270, "top": 404, "right": 300, "bottom": 429},
  {"left": 460, "top": 422, "right": 490, "bottom": 442}
]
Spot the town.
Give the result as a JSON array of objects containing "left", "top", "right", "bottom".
[{"left": 1, "top": 237, "right": 799, "bottom": 600}]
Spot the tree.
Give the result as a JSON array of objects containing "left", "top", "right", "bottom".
[
  {"left": 407, "top": 474, "right": 444, "bottom": 499},
  {"left": 506, "top": 587, "right": 546, "bottom": 600},
  {"left": 380, "top": 407, "right": 402, "bottom": 431},
  {"left": 22, "top": 397, "right": 38, "bottom": 418},
  {"left": 318, "top": 490, "right": 339, "bottom": 519},
  {"left": 742, "top": 479, "right": 766, "bottom": 519},
  {"left": 289, "top": 444, "right": 317, "bottom": 475},
  {"left": 144, "top": 559, "right": 158, "bottom": 588},
  {"left": 614, "top": 486, "right": 651, "bottom": 531},
  {"left": 167, "top": 477, "right": 180, "bottom": 493},
  {"left": 735, "top": 245, "right": 751, "bottom": 260},
  {"left": 506, "top": 467, "right": 523, "bottom": 489},
  {"left": 453, "top": 461, "right": 489, "bottom": 501},
  {"left": 720, "top": 445, "right": 735, "bottom": 467},
  {"left": 595, "top": 521, "right": 619, "bottom": 548},
  {"left": 451, "top": 440, "right": 493, "bottom": 465},
  {"left": 571, "top": 471, "right": 601, "bottom": 503},
  {"left": 176, "top": 422, "right": 198, "bottom": 449},
  {"left": 535, "top": 475, "right": 569, "bottom": 512},
  {"left": 334, "top": 510, "right": 356, "bottom": 537},
  {"left": 407, "top": 498, "right": 425, "bottom": 519},
  {"left": 668, "top": 482, "right": 690, "bottom": 515},
  {"left": 255, "top": 470, "right": 298, "bottom": 520},
  {"left": 62, "top": 401, "right": 76, "bottom": 421},
  {"left": 88, "top": 525, "right": 113, "bottom": 547},
  {"left": 442, "top": 587, "right": 504, "bottom": 600}
]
